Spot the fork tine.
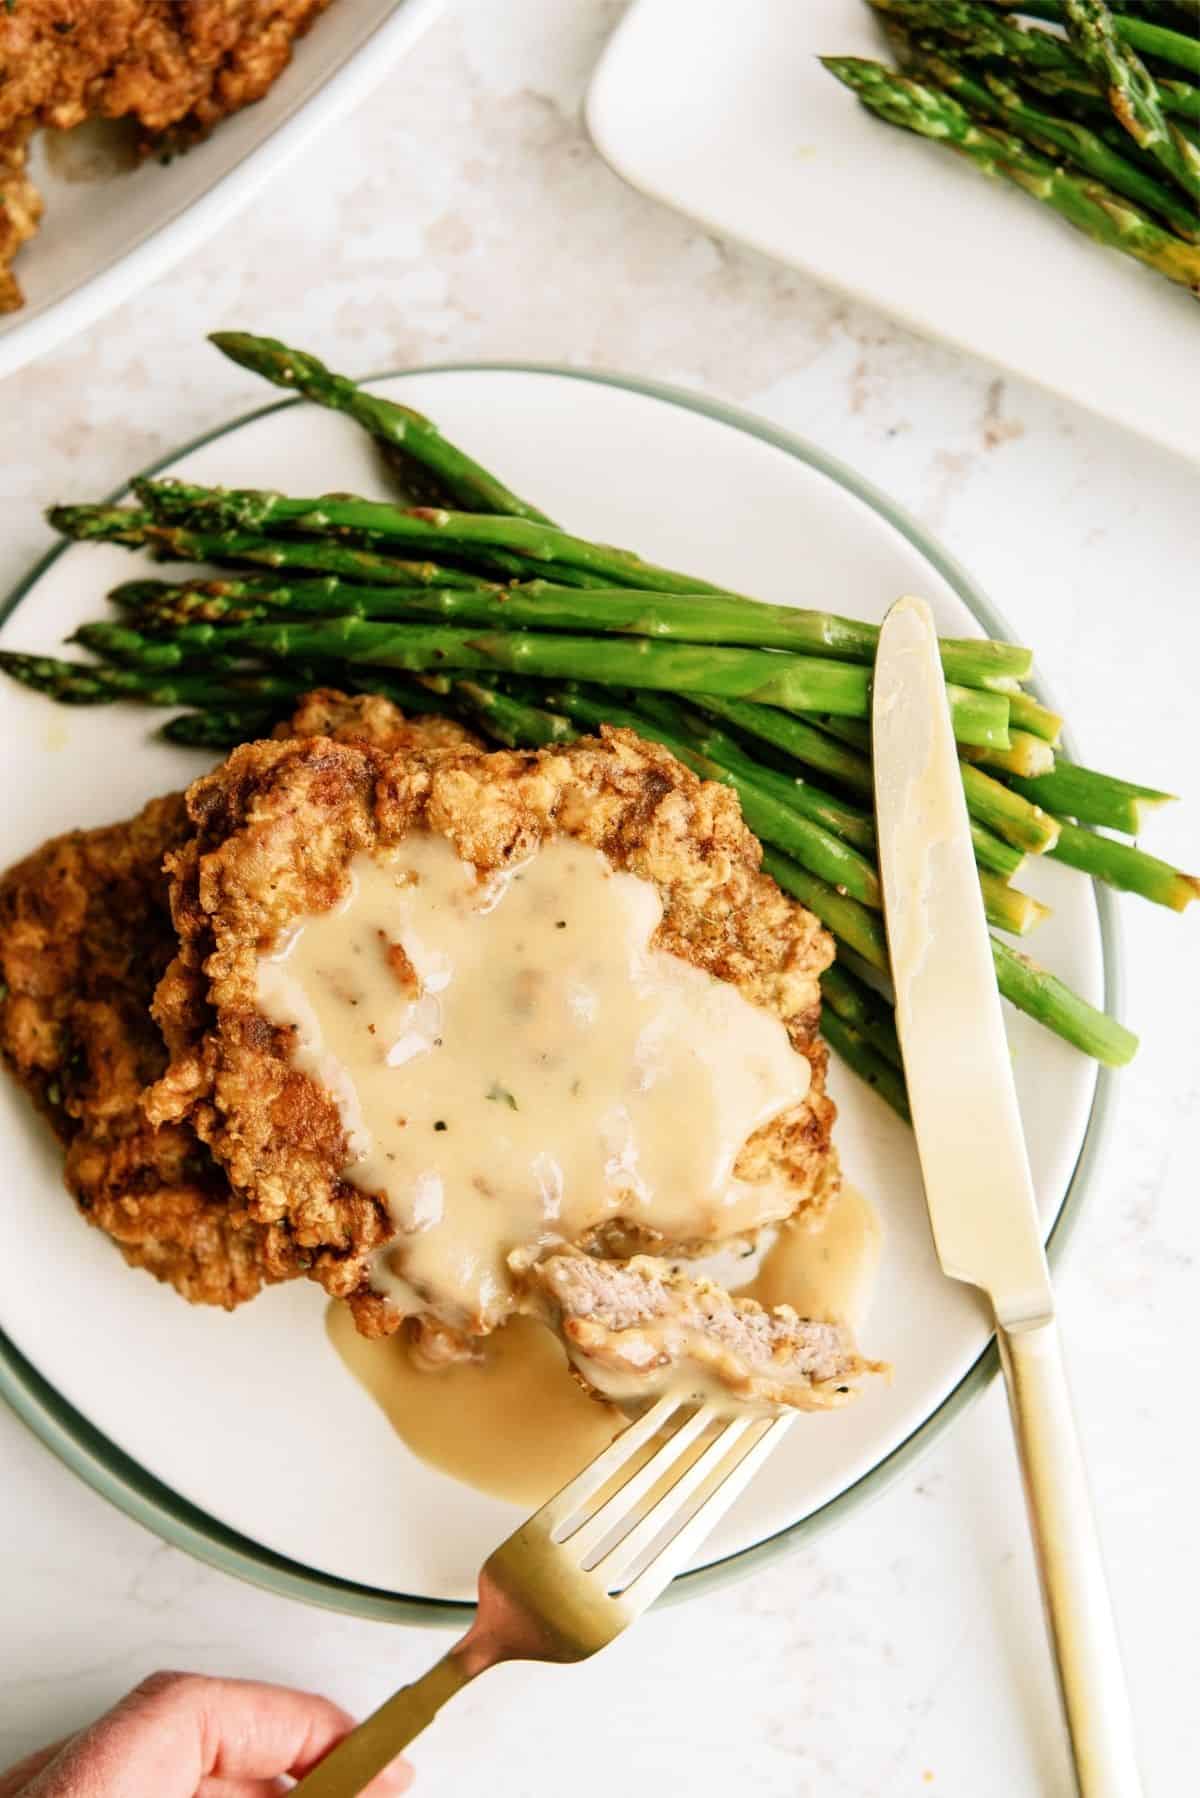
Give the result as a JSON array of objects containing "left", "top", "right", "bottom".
[
  {"left": 536, "top": 1391, "right": 683, "bottom": 1533},
  {"left": 587, "top": 1410, "right": 759, "bottom": 1586},
  {"left": 620, "top": 1414, "right": 794, "bottom": 1612},
  {"left": 564, "top": 1402, "right": 719, "bottom": 1562}
]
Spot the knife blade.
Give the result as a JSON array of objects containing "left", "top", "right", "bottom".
[
  {"left": 872, "top": 594, "right": 1050, "bottom": 1329},
  {"left": 871, "top": 594, "right": 1142, "bottom": 1797}
]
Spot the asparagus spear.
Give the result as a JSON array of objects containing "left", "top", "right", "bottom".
[
  {"left": 897, "top": 33, "right": 1200, "bottom": 237},
  {"left": 789, "top": 709, "right": 1190, "bottom": 899},
  {"left": 763, "top": 843, "right": 1135, "bottom": 1065},
  {"left": 406, "top": 675, "right": 577, "bottom": 749},
  {"left": 1021, "top": 0, "right": 1200, "bottom": 77},
  {"left": 821, "top": 58, "right": 1200, "bottom": 293},
  {"left": 1062, "top": 0, "right": 1200, "bottom": 202},
  {"left": 1007, "top": 690, "right": 1063, "bottom": 745},
  {"left": 0, "top": 651, "right": 315, "bottom": 709},
  {"left": 822, "top": 1012, "right": 912, "bottom": 1122},
  {"left": 805, "top": 711, "right": 1061, "bottom": 846},
  {"left": 56, "top": 503, "right": 612, "bottom": 595},
  {"left": 962, "top": 731, "right": 1057, "bottom": 780},
  {"left": 513, "top": 683, "right": 884, "bottom": 906},
  {"left": 991, "top": 937, "right": 1138, "bottom": 1065},
  {"left": 690, "top": 696, "right": 873, "bottom": 797},
  {"left": 631, "top": 689, "right": 1032, "bottom": 882},
  {"left": 161, "top": 707, "right": 281, "bottom": 748},
  {"left": 70, "top": 617, "right": 1011, "bottom": 747},
  {"left": 102, "top": 567, "right": 1031, "bottom": 690},
  {"left": 50, "top": 507, "right": 502, "bottom": 592},
  {"left": 1007, "top": 758, "right": 1176, "bottom": 834},
  {"left": 540, "top": 681, "right": 1046, "bottom": 932},
  {"left": 799, "top": 713, "right": 870, "bottom": 753},
  {"left": 702, "top": 695, "right": 1055, "bottom": 857},
  {"left": 819, "top": 963, "right": 904, "bottom": 1069},
  {"left": 867, "top": 0, "right": 1200, "bottom": 117},
  {"left": 133, "top": 478, "right": 735, "bottom": 596},
  {"left": 1113, "top": 1, "right": 1200, "bottom": 34},
  {"left": 208, "top": 332, "right": 556, "bottom": 524},
  {"left": 651, "top": 694, "right": 877, "bottom": 848},
  {"left": 960, "top": 763, "right": 1061, "bottom": 854},
  {"left": 432, "top": 548, "right": 609, "bottom": 588},
  {"left": 633, "top": 692, "right": 878, "bottom": 850},
  {"left": 762, "top": 850, "right": 889, "bottom": 969},
  {"left": 1049, "top": 820, "right": 1200, "bottom": 909}
]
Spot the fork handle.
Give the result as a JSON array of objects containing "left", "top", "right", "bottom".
[
  {"left": 997, "top": 1317, "right": 1142, "bottom": 1797},
  {"left": 291, "top": 1647, "right": 474, "bottom": 1796}
]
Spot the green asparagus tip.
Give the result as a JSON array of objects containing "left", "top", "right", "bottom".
[
  {"left": 48, "top": 503, "right": 140, "bottom": 541},
  {"left": 0, "top": 650, "right": 114, "bottom": 705},
  {"left": 160, "top": 706, "right": 278, "bottom": 749},
  {"left": 209, "top": 330, "right": 310, "bottom": 385},
  {"left": 109, "top": 579, "right": 177, "bottom": 609}
]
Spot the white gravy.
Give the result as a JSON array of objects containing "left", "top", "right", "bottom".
[
  {"left": 326, "top": 1305, "right": 624, "bottom": 1508},
  {"left": 742, "top": 1183, "right": 882, "bottom": 1326},
  {"left": 258, "top": 834, "right": 810, "bottom": 1330},
  {"left": 328, "top": 1184, "right": 883, "bottom": 1507}
]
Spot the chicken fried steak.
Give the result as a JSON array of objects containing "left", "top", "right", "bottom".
[{"left": 146, "top": 721, "right": 865, "bottom": 1406}]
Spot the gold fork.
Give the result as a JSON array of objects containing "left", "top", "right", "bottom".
[{"left": 292, "top": 1394, "right": 793, "bottom": 1795}]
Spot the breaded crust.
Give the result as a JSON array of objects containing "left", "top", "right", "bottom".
[
  {"left": 0, "top": 791, "right": 288, "bottom": 1307},
  {"left": 147, "top": 724, "right": 838, "bottom": 1337},
  {"left": 280, "top": 687, "right": 481, "bottom": 759}
]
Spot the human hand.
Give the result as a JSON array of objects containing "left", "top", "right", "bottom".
[{"left": 0, "top": 1670, "right": 413, "bottom": 1797}]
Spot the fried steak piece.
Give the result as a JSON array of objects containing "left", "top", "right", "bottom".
[
  {"left": 0, "top": 0, "right": 335, "bottom": 311},
  {"left": 0, "top": 790, "right": 286, "bottom": 1306},
  {"left": 147, "top": 724, "right": 840, "bottom": 1352},
  {"left": 526, "top": 1250, "right": 881, "bottom": 1412},
  {"left": 0, "top": 694, "right": 477, "bottom": 1305}
]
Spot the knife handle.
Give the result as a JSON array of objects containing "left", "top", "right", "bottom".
[{"left": 997, "top": 1318, "right": 1142, "bottom": 1797}]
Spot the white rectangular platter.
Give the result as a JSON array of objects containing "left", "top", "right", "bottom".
[{"left": 587, "top": 0, "right": 1200, "bottom": 464}]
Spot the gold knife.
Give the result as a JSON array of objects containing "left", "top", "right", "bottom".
[{"left": 872, "top": 596, "right": 1142, "bottom": 1797}]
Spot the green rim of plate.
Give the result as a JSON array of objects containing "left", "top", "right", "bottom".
[{"left": 0, "top": 363, "right": 1121, "bottom": 1626}]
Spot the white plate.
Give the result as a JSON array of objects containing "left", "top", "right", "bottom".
[
  {"left": 0, "top": 366, "right": 1114, "bottom": 1616},
  {"left": 587, "top": 0, "right": 1200, "bottom": 466},
  {"left": 0, "top": 0, "right": 442, "bottom": 381}
]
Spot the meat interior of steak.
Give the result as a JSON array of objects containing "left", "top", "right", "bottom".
[{"left": 524, "top": 1249, "right": 882, "bottom": 1412}]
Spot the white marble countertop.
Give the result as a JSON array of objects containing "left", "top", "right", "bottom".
[{"left": 0, "top": 3, "right": 1195, "bottom": 1792}]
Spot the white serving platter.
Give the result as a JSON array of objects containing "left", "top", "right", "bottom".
[{"left": 587, "top": 0, "right": 1199, "bottom": 465}]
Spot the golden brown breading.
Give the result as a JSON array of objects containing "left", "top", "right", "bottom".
[
  {"left": 147, "top": 725, "right": 838, "bottom": 1339},
  {"left": 280, "top": 687, "right": 481, "bottom": 759},
  {"left": 0, "top": 0, "right": 335, "bottom": 310},
  {"left": 0, "top": 791, "right": 289, "bottom": 1307},
  {"left": 0, "top": 694, "right": 474, "bottom": 1306}
]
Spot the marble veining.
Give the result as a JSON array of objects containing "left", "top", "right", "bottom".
[{"left": 0, "top": 3, "right": 1194, "bottom": 1792}]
